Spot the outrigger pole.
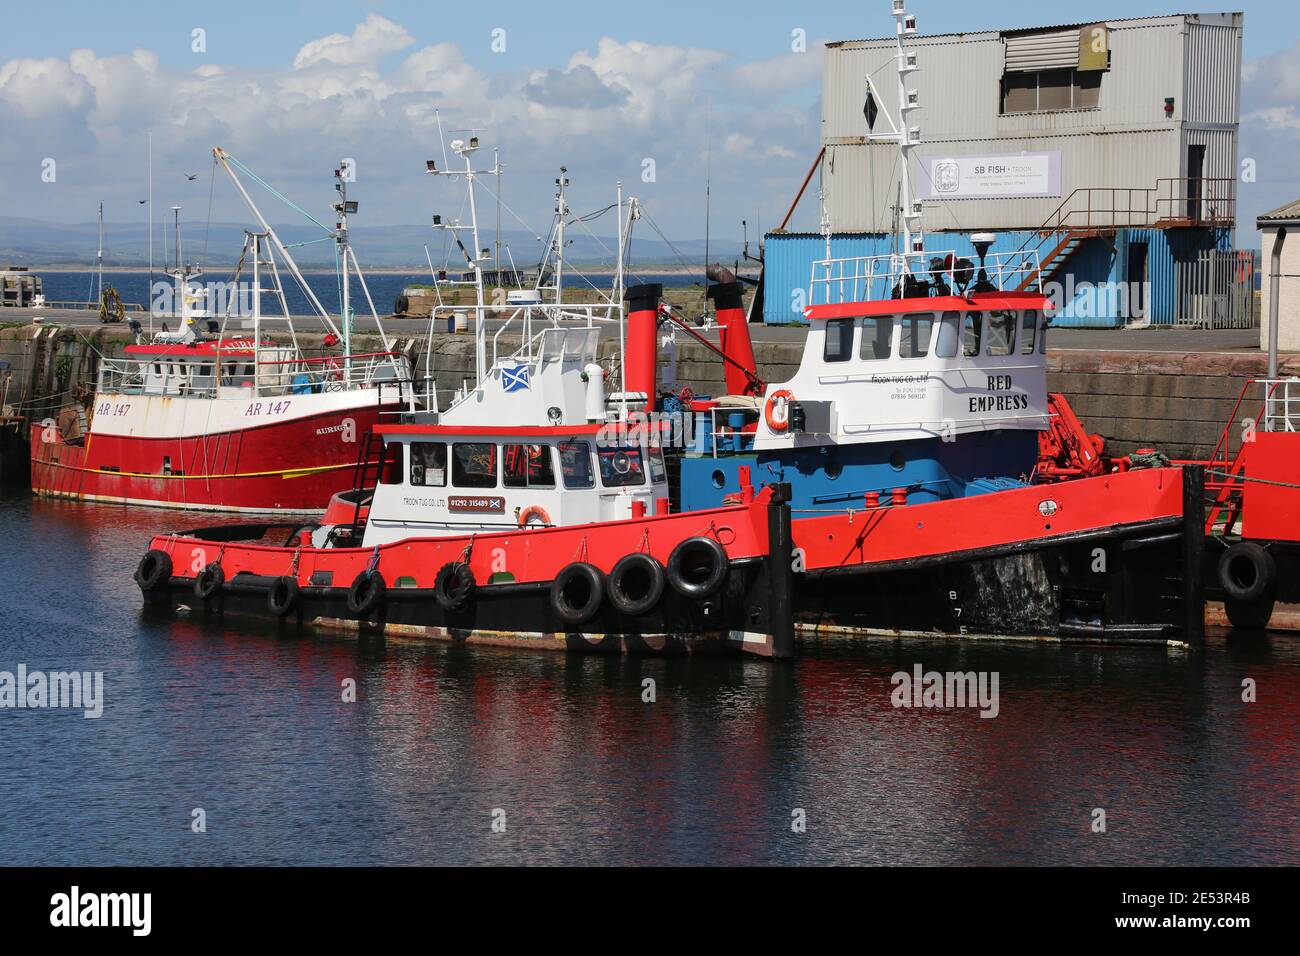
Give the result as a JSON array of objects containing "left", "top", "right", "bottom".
[{"left": 212, "top": 146, "right": 343, "bottom": 342}]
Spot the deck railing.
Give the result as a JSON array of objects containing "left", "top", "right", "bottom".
[
  {"left": 96, "top": 351, "right": 412, "bottom": 400},
  {"left": 809, "top": 249, "right": 1043, "bottom": 306},
  {"left": 1263, "top": 378, "right": 1300, "bottom": 434}
]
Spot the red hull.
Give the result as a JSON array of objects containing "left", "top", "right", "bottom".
[
  {"left": 30, "top": 404, "right": 395, "bottom": 513},
  {"left": 792, "top": 467, "right": 1187, "bottom": 570}
]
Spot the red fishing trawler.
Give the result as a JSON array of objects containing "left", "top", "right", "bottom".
[{"left": 31, "top": 147, "right": 416, "bottom": 513}]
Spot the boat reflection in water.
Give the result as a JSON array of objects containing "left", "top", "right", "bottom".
[{"left": 8, "top": 485, "right": 1296, "bottom": 867}]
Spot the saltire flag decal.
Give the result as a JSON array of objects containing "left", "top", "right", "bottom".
[{"left": 502, "top": 365, "right": 530, "bottom": 392}]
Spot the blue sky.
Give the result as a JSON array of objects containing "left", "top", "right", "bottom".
[
  {"left": 0, "top": 1, "right": 1296, "bottom": 251},
  {"left": 4, "top": 1, "right": 1293, "bottom": 66}
]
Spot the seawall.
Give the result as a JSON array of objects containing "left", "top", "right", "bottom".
[{"left": 1, "top": 322, "right": 1294, "bottom": 484}]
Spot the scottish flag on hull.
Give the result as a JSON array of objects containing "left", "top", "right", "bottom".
[{"left": 502, "top": 364, "right": 530, "bottom": 392}]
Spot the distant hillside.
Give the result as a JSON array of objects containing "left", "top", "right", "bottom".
[{"left": 0, "top": 216, "right": 744, "bottom": 270}]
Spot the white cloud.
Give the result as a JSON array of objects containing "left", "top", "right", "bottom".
[
  {"left": 731, "top": 48, "right": 824, "bottom": 96},
  {"left": 0, "top": 16, "right": 821, "bottom": 240},
  {"left": 0, "top": 56, "right": 92, "bottom": 116},
  {"left": 292, "top": 13, "right": 414, "bottom": 70}
]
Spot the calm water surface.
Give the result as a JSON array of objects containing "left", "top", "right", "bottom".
[{"left": 1, "top": 489, "right": 1296, "bottom": 866}]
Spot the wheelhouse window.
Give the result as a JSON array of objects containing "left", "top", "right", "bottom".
[
  {"left": 503, "top": 443, "right": 556, "bottom": 488},
  {"left": 859, "top": 316, "right": 893, "bottom": 361},
  {"left": 377, "top": 442, "right": 404, "bottom": 485},
  {"left": 558, "top": 441, "right": 594, "bottom": 489},
  {"left": 1019, "top": 311, "right": 1038, "bottom": 355},
  {"left": 409, "top": 442, "right": 447, "bottom": 487},
  {"left": 597, "top": 447, "right": 645, "bottom": 487},
  {"left": 823, "top": 318, "right": 854, "bottom": 363},
  {"left": 648, "top": 446, "right": 667, "bottom": 484},
  {"left": 963, "top": 312, "right": 983, "bottom": 357},
  {"left": 935, "top": 312, "right": 961, "bottom": 358},
  {"left": 986, "top": 311, "right": 1016, "bottom": 356},
  {"left": 452, "top": 442, "right": 497, "bottom": 488},
  {"left": 899, "top": 313, "right": 934, "bottom": 359}
]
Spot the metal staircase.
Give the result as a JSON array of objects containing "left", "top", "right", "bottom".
[{"left": 1014, "top": 178, "right": 1235, "bottom": 292}]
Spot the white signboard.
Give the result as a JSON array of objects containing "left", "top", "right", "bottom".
[{"left": 918, "top": 151, "right": 1061, "bottom": 200}]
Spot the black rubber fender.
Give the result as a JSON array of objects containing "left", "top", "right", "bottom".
[
  {"left": 1218, "top": 541, "right": 1276, "bottom": 604},
  {"left": 134, "top": 549, "right": 173, "bottom": 592},
  {"left": 347, "top": 569, "right": 386, "bottom": 617},
  {"left": 434, "top": 561, "right": 476, "bottom": 613},
  {"left": 550, "top": 562, "right": 605, "bottom": 627},
  {"left": 1223, "top": 593, "right": 1276, "bottom": 631},
  {"left": 606, "top": 553, "right": 666, "bottom": 617},
  {"left": 666, "top": 536, "right": 727, "bottom": 599},
  {"left": 267, "top": 575, "right": 300, "bottom": 618},
  {"left": 193, "top": 563, "right": 225, "bottom": 601}
]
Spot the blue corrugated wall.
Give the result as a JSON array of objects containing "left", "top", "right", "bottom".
[{"left": 763, "top": 228, "right": 1233, "bottom": 327}]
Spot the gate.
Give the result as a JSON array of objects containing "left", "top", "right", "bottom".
[{"left": 1174, "top": 249, "right": 1258, "bottom": 329}]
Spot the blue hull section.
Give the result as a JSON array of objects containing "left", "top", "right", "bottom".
[{"left": 679, "top": 431, "right": 1038, "bottom": 513}]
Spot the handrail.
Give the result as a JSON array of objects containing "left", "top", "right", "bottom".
[
  {"left": 809, "top": 248, "right": 1043, "bottom": 305},
  {"left": 97, "top": 350, "right": 413, "bottom": 400},
  {"left": 1014, "top": 177, "right": 1237, "bottom": 265}
]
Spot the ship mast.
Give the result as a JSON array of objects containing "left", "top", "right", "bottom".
[
  {"left": 893, "top": 0, "right": 923, "bottom": 255},
  {"left": 862, "top": 1, "right": 924, "bottom": 258},
  {"left": 426, "top": 136, "right": 496, "bottom": 384},
  {"left": 334, "top": 162, "right": 354, "bottom": 379},
  {"left": 95, "top": 201, "right": 104, "bottom": 306}
]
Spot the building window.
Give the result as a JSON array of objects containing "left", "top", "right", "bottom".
[{"left": 1001, "top": 69, "right": 1101, "bottom": 114}]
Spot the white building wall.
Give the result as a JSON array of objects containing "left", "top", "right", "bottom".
[
  {"left": 819, "top": 13, "right": 1242, "bottom": 233},
  {"left": 1260, "top": 227, "right": 1300, "bottom": 353}
]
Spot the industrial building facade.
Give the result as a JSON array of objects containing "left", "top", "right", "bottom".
[{"left": 764, "top": 12, "right": 1248, "bottom": 327}]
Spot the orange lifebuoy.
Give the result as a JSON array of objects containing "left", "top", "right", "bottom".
[
  {"left": 764, "top": 389, "right": 795, "bottom": 432},
  {"left": 518, "top": 505, "right": 551, "bottom": 528}
]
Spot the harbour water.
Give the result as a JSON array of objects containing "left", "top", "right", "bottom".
[
  {"left": 1, "top": 487, "right": 1296, "bottom": 866},
  {"left": 26, "top": 270, "right": 700, "bottom": 318}
]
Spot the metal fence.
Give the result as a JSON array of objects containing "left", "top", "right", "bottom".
[{"left": 1174, "top": 249, "right": 1258, "bottom": 329}]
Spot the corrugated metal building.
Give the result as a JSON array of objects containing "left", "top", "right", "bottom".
[{"left": 765, "top": 12, "right": 1245, "bottom": 327}]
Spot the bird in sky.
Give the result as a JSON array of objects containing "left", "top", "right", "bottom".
[
  {"left": 185, "top": 173, "right": 199, "bottom": 181},
  {"left": 137, "top": 199, "right": 148, "bottom": 204}
]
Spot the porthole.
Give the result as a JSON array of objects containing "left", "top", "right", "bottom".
[
  {"left": 826, "top": 460, "right": 843, "bottom": 480},
  {"left": 711, "top": 469, "right": 726, "bottom": 489},
  {"left": 889, "top": 450, "right": 906, "bottom": 471}
]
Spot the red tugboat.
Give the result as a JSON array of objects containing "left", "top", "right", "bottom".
[
  {"left": 1183, "top": 377, "right": 1300, "bottom": 630},
  {"left": 662, "top": 0, "right": 1206, "bottom": 645},
  {"left": 133, "top": 161, "right": 795, "bottom": 657},
  {"left": 32, "top": 148, "right": 415, "bottom": 513}
]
